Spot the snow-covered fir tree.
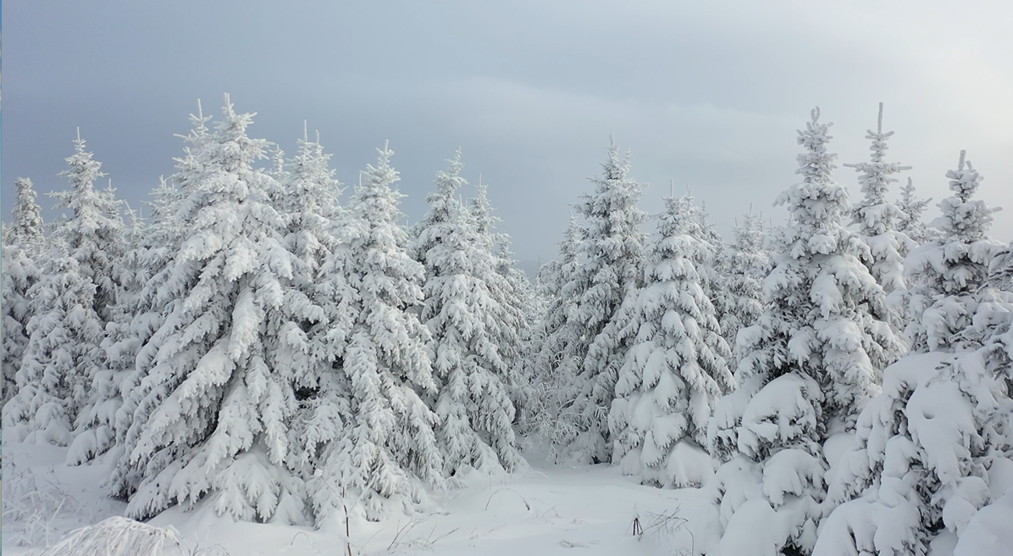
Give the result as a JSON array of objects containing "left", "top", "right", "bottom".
[
  {"left": 896, "top": 177, "right": 935, "bottom": 246},
  {"left": 48, "top": 130, "right": 126, "bottom": 324},
  {"left": 708, "top": 108, "right": 903, "bottom": 555},
  {"left": 276, "top": 123, "right": 343, "bottom": 284},
  {"left": 69, "top": 203, "right": 150, "bottom": 465},
  {"left": 9, "top": 176, "right": 46, "bottom": 248},
  {"left": 468, "top": 183, "right": 533, "bottom": 423},
  {"left": 904, "top": 151, "right": 1005, "bottom": 353},
  {"left": 712, "top": 209, "right": 771, "bottom": 371},
  {"left": 2, "top": 177, "right": 46, "bottom": 404},
  {"left": 609, "top": 193, "right": 734, "bottom": 488},
  {"left": 300, "top": 144, "right": 445, "bottom": 523},
  {"left": 553, "top": 137, "right": 647, "bottom": 464},
  {"left": 818, "top": 299, "right": 1013, "bottom": 555},
  {"left": 526, "top": 215, "right": 585, "bottom": 441},
  {"left": 2, "top": 242, "right": 105, "bottom": 447},
  {"left": 109, "top": 97, "right": 310, "bottom": 525},
  {"left": 413, "top": 152, "right": 522, "bottom": 476},
  {"left": 845, "top": 103, "right": 916, "bottom": 306}
]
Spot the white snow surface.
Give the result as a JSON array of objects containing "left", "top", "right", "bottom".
[{"left": 2, "top": 441, "right": 719, "bottom": 556}]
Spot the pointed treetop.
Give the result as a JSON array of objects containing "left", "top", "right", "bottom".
[{"left": 877, "top": 101, "right": 884, "bottom": 134}]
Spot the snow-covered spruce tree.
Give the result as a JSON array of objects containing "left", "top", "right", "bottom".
[
  {"left": 108, "top": 97, "right": 310, "bottom": 525},
  {"left": 69, "top": 204, "right": 150, "bottom": 465},
  {"left": 468, "top": 183, "right": 534, "bottom": 423},
  {"left": 553, "top": 137, "right": 647, "bottom": 464},
  {"left": 904, "top": 151, "right": 1006, "bottom": 353},
  {"left": 2, "top": 177, "right": 46, "bottom": 404},
  {"left": 109, "top": 107, "right": 214, "bottom": 457},
  {"left": 707, "top": 108, "right": 903, "bottom": 556},
  {"left": 2, "top": 242, "right": 105, "bottom": 446},
  {"left": 896, "top": 177, "right": 935, "bottom": 246},
  {"left": 845, "top": 103, "right": 916, "bottom": 311},
  {"left": 296, "top": 144, "right": 443, "bottom": 523},
  {"left": 817, "top": 307, "right": 1013, "bottom": 555},
  {"left": 713, "top": 210, "right": 771, "bottom": 374},
  {"left": 48, "top": 129, "right": 126, "bottom": 324},
  {"left": 276, "top": 124, "right": 343, "bottom": 283},
  {"left": 609, "top": 193, "right": 734, "bottom": 488},
  {"left": 413, "top": 151, "right": 522, "bottom": 476},
  {"left": 526, "top": 215, "right": 585, "bottom": 441}
]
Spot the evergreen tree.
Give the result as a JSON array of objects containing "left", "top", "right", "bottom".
[
  {"left": 301, "top": 144, "right": 444, "bottom": 523},
  {"left": 109, "top": 97, "right": 309, "bottom": 525},
  {"left": 468, "top": 183, "right": 533, "bottom": 422},
  {"left": 709, "top": 108, "right": 902, "bottom": 555},
  {"left": 2, "top": 243, "right": 105, "bottom": 446},
  {"left": 905, "top": 151, "right": 1005, "bottom": 353},
  {"left": 48, "top": 130, "right": 126, "bottom": 323},
  {"left": 713, "top": 210, "right": 771, "bottom": 372},
  {"left": 527, "top": 216, "right": 585, "bottom": 442},
  {"left": 896, "top": 177, "right": 935, "bottom": 246},
  {"left": 2, "top": 178, "right": 46, "bottom": 404},
  {"left": 413, "top": 152, "right": 523, "bottom": 476},
  {"left": 818, "top": 310, "right": 1013, "bottom": 555},
  {"left": 609, "top": 193, "right": 733, "bottom": 488},
  {"left": 845, "top": 103, "right": 916, "bottom": 302},
  {"left": 553, "top": 137, "right": 647, "bottom": 464},
  {"left": 69, "top": 204, "right": 150, "bottom": 464},
  {"left": 10, "top": 176, "right": 46, "bottom": 248}
]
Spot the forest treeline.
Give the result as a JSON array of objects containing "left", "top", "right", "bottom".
[{"left": 3, "top": 98, "right": 1011, "bottom": 555}]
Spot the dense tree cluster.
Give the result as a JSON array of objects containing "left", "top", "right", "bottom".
[{"left": 3, "top": 97, "right": 1010, "bottom": 554}]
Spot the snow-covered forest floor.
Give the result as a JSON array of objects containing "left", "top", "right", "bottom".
[{"left": 2, "top": 440, "right": 714, "bottom": 556}]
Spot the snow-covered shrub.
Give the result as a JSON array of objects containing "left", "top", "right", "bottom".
[{"left": 817, "top": 346, "right": 1013, "bottom": 555}]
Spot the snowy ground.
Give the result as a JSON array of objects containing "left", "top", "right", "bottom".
[{"left": 1, "top": 441, "right": 715, "bottom": 556}]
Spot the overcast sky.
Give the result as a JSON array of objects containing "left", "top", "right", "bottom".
[{"left": 3, "top": 1, "right": 1012, "bottom": 273}]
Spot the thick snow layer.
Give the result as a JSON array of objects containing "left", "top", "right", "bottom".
[{"left": 2, "top": 441, "right": 719, "bottom": 556}]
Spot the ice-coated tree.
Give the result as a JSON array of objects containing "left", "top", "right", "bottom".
[
  {"left": 299, "top": 144, "right": 445, "bottom": 523},
  {"left": 2, "top": 177, "right": 46, "bottom": 404},
  {"left": 413, "top": 151, "right": 522, "bottom": 476},
  {"left": 713, "top": 209, "right": 771, "bottom": 370},
  {"left": 48, "top": 130, "right": 126, "bottom": 323},
  {"left": 10, "top": 177, "right": 46, "bottom": 248},
  {"left": 468, "top": 183, "right": 533, "bottom": 421},
  {"left": 609, "top": 193, "right": 733, "bottom": 488},
  {"left": 818, "top": 308, "right": 1013, "bottom": 555},
  {"left": 276, "top": 123, "right": 343, "bottom": 283},
  {"left": 526, "top": 215, "right": 585, "bottom": 441},
  {"left": 2, "top": 243, "right": 105, "bottom": 446},
  {"left": 553, "top": 137, "right": 647, "bottom": 464},
  {"left": 845, "top": 103, "right": 916, "bottom": 303},
  {"left": 708, "top": 108, "right": 902, "bottom": 556},
  {"left": 109, "top": 97, "right": 309, "bottom": 525},
  {"left": 904, "top": 151, "right": 1005, "bottom": 353},
  {"left": 896, "top": 177, "right": 935, "bottom": 246},
  {"left": 69, "top": 204, "right": 150, "bottom": 465}
]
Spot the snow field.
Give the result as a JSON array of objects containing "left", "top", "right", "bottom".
[{"left": 2, "top": 441, "right": 718, "bottom": 556}]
